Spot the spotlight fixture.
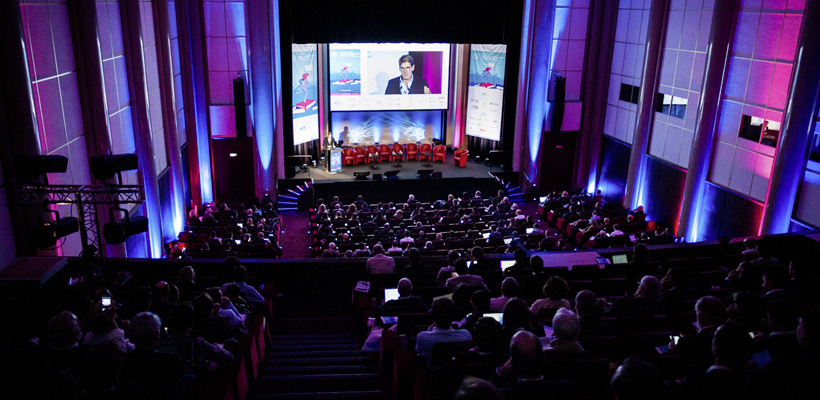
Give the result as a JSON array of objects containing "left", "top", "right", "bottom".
[
  {"left": 17, "top": 155, "right": 68, "bottom": 181},
  {"left": 103, "top": 207, "right": 149, "bottom": 245},
  {"left": 33, "top": 210, "right": 78, "bottom": 248},
  {"left": 90, "top": 154, "right": 139, "bottom": 181}
]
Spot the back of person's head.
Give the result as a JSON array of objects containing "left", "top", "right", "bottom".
[
  {"left": 510, "top": 330, "right": 543, "bottom": 378},
  {"left": 471, "top": 246, "right": 485, "bottom": 261},
  {"left": 696, "top": 296, "right": 728, "bottom": 328},
  {"left": 661, "top": 266, "right": 686, "bottom": 289},
  {"left": 372, "top": 244, "right": 384, "bottom": 255},
  {"left": 473, "top": 317, "right": 503, "bottom": 352},
  {"left": 632, "top": 243, "right": 649, "bottom": 263},
  {"left": 543, "top": 276, "right": 569, "bottom": 301},
  {"left": 529, "top": 255, "right": 544, "bottom": 273},
  {"left": 763, "top": 266, "right": 789, "bottom": 291},
  {"left": 132, "top": 285, "right": 153, "bottom": 312},
  {"left": 192, "top": 293, "right": 214, "bottom": 323},
  {"left": 798, "top": 303, "right": 820, "bottom": 348},
  {"left": 610, "top": 357, "right": 668, "bottom": 400},
  {"left": 397, "top": 278, "right": 413, "bottom": 297},
  {"left": 503, "top": 298, "right": 532, "bottom": 332},
  {"left": 501, "top": 277, "right": 519, "bottom": 298},
  {"left": 448, "top": 250, "right": 461, "bottom": 266},
  {"left": 743, "top": 237, "right": 757, "bottom": 250},
  {"left": 154, "top": 280, "right": 170, "bottom": 300},
  {"left": 172, "top": 301, "right": 196, "bottom": 332},
  {"left": 224, "top": 283, "right": 241, "bottom": 301},
  {"left": 471, "top": 289, "right": 491, "bottom": 313},
  {"left": 453, "top": 376, "right": 503, "bottom": 400},
  {"left": 130, "top": 311, "right": 162, "bottom": 349},
  {"left": 712, "top": 323, "right": 753, "bottom": 369},
  {"left": 231, "top": 264, "right": 248, "bottom": 282},
  {"left": 432, "top": 297, "right": 457, "bottom": 329},
  {"left": 82, "top": 342, "right": 123, "bottom": 394},
  {"left": 47, "top": 311, "right": 82, "bottom": 349},
  {"left": 224, "top": 255, "right": 242, "bottom": 269},
  {"left": 408, "top": 247, "right": 421, "bottom": 264},
  {"left": 575, "top": 290, "right": 603, "bottom": 318},
  {"left": 513, "top": 248, "right": 528, "bottom": 265},
  {"left": 552, "top": 307, "right": 581, "bottom": 341},
  {"left": 767, "top": 298, "right": 797, "bottom": 331},
  {"left": 637, "top": 275, "right": 661, "bottom": 299},
  {"left": 454, "top": 258, "right": 469, "bottom": 275},
  {"left": 180, "top": 265, "right": 196, "bottom": 283}
]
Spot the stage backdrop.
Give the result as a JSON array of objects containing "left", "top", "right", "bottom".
[
  {"left": 291, "top": 44, "right": 320, "bottom": 145},
  {"left": 465, "top": 44, "right": 507, "bottom": 141},
  {"left": 330, "top": 111, "right": 442, "bottom": 145}
]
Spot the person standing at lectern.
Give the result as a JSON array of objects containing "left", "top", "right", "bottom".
[
  {"left": 385, "top": 55, "right": 430, "bottom": 95},
  {"left": 323, "top": 129, "right": 341, "bottom": 171}
]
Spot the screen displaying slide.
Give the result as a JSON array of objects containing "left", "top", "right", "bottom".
[
  {"left": 465, "top": 44, "right": 507, "bottom": 141},
  {"left": 328, "top": 43, "right": 450, "bottom": 111},
  {"left": 291, "top": 44, "right": 320, "bottom": 145},
  {"left": 330, "top": 111, "right": 442, "bottom": 146}
]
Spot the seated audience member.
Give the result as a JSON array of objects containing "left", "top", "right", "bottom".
[
  {"left": 490, "top": 277, "right": 518, "bottom": 312},
  {"left": 177, "top": 265, "right": 205, "bottom": 302},
  {"left": 150, "top": 281, "right": 178, "bottom": 320},
  {"left": 530, "top": 276, "right": 571, "bottom": 318},
  {"left": 575, "top": 290, "right": 614, "bottom": 337},
  {"left": 744, "top": 304, "right": 820, "bottom": 400},
  {"left": 453, "top": 377, "right": 504, "bottom": 400},
  {"left": 469, "top": 246, "right": 495, "bottom": 272},
  {"left": 158, "top": 302, "right": 237, "bottom": 377},
  {"left": 610, "top": 357, "right": 668, "bottom": 400},
  {"left": 220, "top": 261, "right": 264, "bottom": 307},
  {"left": 416, "top": 298, "right": 473, "bottom": 369},
  {"left": 545, "top": 308, "right": 584, "bottom": 354},
  {"left": 727, "top": 290, "right": 769, "bottom": 335},
  {"left": 760, "top": 266, "right": 798, "bottom": 309},
  {"left": 670, "top": 296, "right": 727, "bottom": 372},
  {"left": 35, "top": 310, "right": 88, "bottom": 397},
  {"left": 402, "top": 248, "right": 432, "bottom": 276},
  {"left": 676, "top": 323, "right": 753, "bottom": 400},
  {"left": 82, "top": 303, "right": 135, "bottom": 354},
  {"left": 437, "top": 250, "right": 462, "bottom": 286},
  {"left": 519, "top": 256, "right": 549, "bottom": 300},
  {"left": 321, "top": 242, "right": 340, "bottom": 258},
  {"left": 502, "top": 298, "right": 539, "bottom": 344},
  {"left": 120, "top": 312, "right": 190, "bottom": 399},
  {"left": 366, "top": 244, "right": 395, "bottom": 275},
  {"left": 659, "top": 266, "right": 699, "bottom": 316},
  {"left": 613, "top": 275, "right": 665, "bottom": 322},
  {"left": 741, "top": 237, "right": 759, "bottom": 261},
  {"left": 80, "top": 342, "right": 153, "bottom": 400},
  {"left": 627, "top": 243, "right": 652, "bottom": 278},
  {"left": 223, "top": 283, "right": 253, "bottom": 315},
  {"left": 379, "top": 278, "right": 427, "bottom": 315},
  {"left": 387, "top": 240, "right": 403, "bottom": 256},
  {"left": 495, "top": 331, "right": 576, "bottom": 400},
  {"left": 503, "top": 248, "right": 531, "bottom": 279},
  {"left": 456, "top": 317, "right": 507, "bottom": 380},
  {"left": 446, "top": 259, "right": 489, "bottom": 292},
  {"left": 757, "top": 298, "right": 800, "bottom": 360},
  {"left": 462, "top": 289, "right": 492, "bottom": 332}
]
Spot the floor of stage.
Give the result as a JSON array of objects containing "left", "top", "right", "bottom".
[{"left": 292, "top": 155, "right": 502, "bottom": 183}]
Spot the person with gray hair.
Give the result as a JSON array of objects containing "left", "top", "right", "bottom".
[
  {"left": 120, "top": 311, "right": 189, "bottom": 399},
  {"left": 379, "top": 278, "right": 427, "bottom": 315},
  {"left": 545, "top": 308, "right": 584, "bottom": 353},
  {"left": 613, "top": 275, "right": 666, "bottom": 332},
  {"left": 670, "top": 296, "right": 727, "bottom": 371}
]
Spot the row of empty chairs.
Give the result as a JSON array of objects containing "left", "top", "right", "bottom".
[{"left": 341, "top": 143, "right": 450, "bottom": 166}]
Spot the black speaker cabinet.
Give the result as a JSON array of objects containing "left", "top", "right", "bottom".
[{"left": 212, "top": 137, "right": 255, "bottom": 206}]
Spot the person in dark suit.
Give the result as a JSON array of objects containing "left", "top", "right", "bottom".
[
  {"left": 384, "top": 54, "right": 430, "bottom": 95},
  {"left": 676, "top": 323, "right": 753, "bottom": 400},
  {"left": 323, "top": 129, "right": 341, "bottom": 171}
]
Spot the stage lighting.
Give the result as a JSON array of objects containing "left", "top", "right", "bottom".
[
  {"left": 417, "top": 169, "right": 434, "bottom": 178},
  {"left": 103, "top": 208, "right": 149, "bottom": 244},
  {"left": 18, "top": 155, "right": 68, "bottom": 180},
  {"left": 354, "top": 171, "right": 370, "bottom": 180},
  {"left": 384, "top": 170, "right": 399, "bottom": 180},
  {"left": 33, "top": 210, "right": 78, "bottom": 248},
  {"left": 90, "top": 154, "right": 139, "bottom": 181}
]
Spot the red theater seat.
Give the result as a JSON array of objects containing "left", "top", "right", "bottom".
[
  {"left": 379, "top": 144, "right": 392, "bottom": 162},
  {"left": 342, "top": 148, "right": 356, "bottom": 166},
  {"left": 406, "top": 143, "right": 418, "bottom": 161},
  {"left": 366, "top": 145, "right": 379, "bottom": 163},
  {"left": 355, "top": 146, "right": 368, "bottom": 164},
  {"left": 419, "top": 143, "right": 432, "bottom": 162},
  {"left": 391, "top": 143, "right": 405, "bottom": 162},
  {"left": 453, "top": 149, "right": 469, "bottom": 167},
  {"left": 432, "top": 145, "right": 446, "bottom": 163}
]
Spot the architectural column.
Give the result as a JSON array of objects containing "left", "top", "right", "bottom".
[
  {"left": 574, "top": 0, "right": 619, "bottom": 192},
  {"left": 248, "top": 0, "right": 277, "bottom": 199},
  {"left": 760, "top": 0, "right": 820, "bottom": 234},
  {"left": 0, "top": 0, "right": 48, "bottom": 257},
  {"left": 677, "top": 0, "right": 739, "bottom": 241},
  {"left": 176, "top": 0, "right": 213, "bottom": 205},
  {"left": 270, "top": 0, "right": 286, "bottom": 181},
  {"left": 623, "top": 0, "right": 668, "bottom": 209},
  {"left": 513, "top": 0, "right": 555, "bottom": 186},
  {"left": 120, "top": 0, "right": 163, "bottom": 258},
  {"left": 154, "top": 0, "right": 186, "bottom": 235}
]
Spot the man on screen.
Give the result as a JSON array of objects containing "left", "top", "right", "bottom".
[
  {"left": 385, "top": 55, "right": 430, "bottom": 95},
  {"left": 323, "top": 129, "right": 341, "bottom": 171}
]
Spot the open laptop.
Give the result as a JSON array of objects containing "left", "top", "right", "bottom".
[
  {"left": 525, "top": 227, "right": 534, "bottom": 234},
  {"left": 384, "top": 288, "right": 400, "bottom": 302},
  {"left": 504, "top": 238, "right": 513, "bottom": 245},
  {"left": 484, "top": 313, "right": 503, "bottom": 324},
  {"left": 611, "top": 254, "right": 629, "bottom": 264},
  {"left": 482, "top": 232, "right": 491, "bottom": 239},
  {"left": 500, "top": 260, "right": 515, "bottom": 272}
]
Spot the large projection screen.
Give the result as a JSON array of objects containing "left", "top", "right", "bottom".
[
  {"left": 328, "top": 43, "right": 450, "bottom": 111},
  {"left": 465, "top": 44, "right": 507, "bottom": 141},
  {"left": 291, "top": 44, "right": 320, "bottom": 145}
]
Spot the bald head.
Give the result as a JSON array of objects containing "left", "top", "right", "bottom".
[
  {"left": 397, "top": 278, "right": 413, "bottom": 297},
  {"left": 510, "top": 330, "right": 542, "bottom": 379}
]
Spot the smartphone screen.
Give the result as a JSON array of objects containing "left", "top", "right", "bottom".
[
  {"left": 101, "top": 296, "right": 111, "bottom": 310},
  {"left": 670, "top": 335, "right": 680, "bottom": 345}
]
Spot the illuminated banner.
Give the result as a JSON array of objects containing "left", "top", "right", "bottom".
[
  {"left": 465, "top": 44, "right": 507, "bottom": 141},
  {"left": 292, "top": 44, "right": 319, "bottom": 145}
]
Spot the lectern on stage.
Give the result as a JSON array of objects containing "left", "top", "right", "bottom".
[{"left": 329, "top": 148, "right": 342, "bottom": 173}]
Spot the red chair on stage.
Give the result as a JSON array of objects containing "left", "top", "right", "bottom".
[
  {"left": 406, "top": 143, "right": 419, "bottom": 161},
  {"left": 342, "top": 148, "right": 357, "bottom": 166},
  {"left": 453, "top": 149, "right": 469, "bottom": 167},
  {"left": 354, "top": 146, "right": 368, "bottom": 164},
  {"left": 432, "top": 145, "right": 446, "bottom": 163},
  {"left": 391, "top": 143, "right": 405, "bottom": 162},
  {"left": 418, "top": 143, "right": 432, "bottom": 162},
  {"left": 379, "top": 144, "right": 392, "bottom": 162},
  {"left": 366, "top": 145, "right": 380, "bottom": 164}
]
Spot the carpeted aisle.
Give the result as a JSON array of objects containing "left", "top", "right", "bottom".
[{"left": 279, "top": 211, "right": 313, "bottom": 259}]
